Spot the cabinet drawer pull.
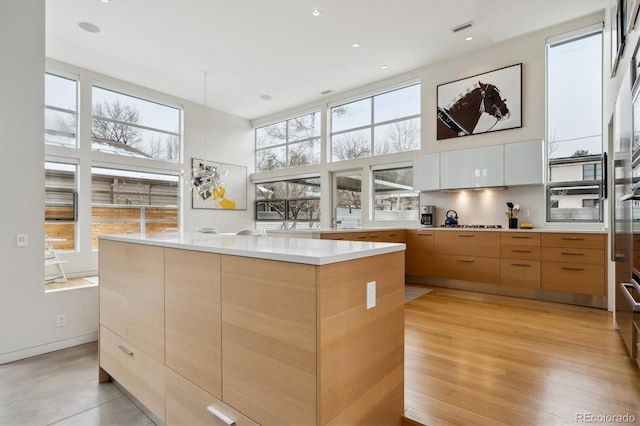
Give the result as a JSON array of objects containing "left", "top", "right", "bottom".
[
  {"left": 560, "top": 237, "right": 583, "bottom": 241},
  {"left": 511, "top": 249, "right": 531, "bottom": 253},
  {"left": 388, "top": 233, "right": 397, "bottom": 237},
  {"left": 369, "top": 234, "right": 379, "bottom": 238},
  {"left": 511, "top": 263, "right": 531, "bottom": 267},
  {"left": 118, "top": 345, "right": 134, "bottom": 356},
  {"left": 457, "top": 234, "right": 474, "bottom": 238},
  {"left": 560, "top": 252, "right": 584, "bottom": 256},
  {"left": 418, "top": 233, "right": 433, "bottom": 237},
  {"left": 511, "top": 236, "right": 531, "bottom": 239},
  {"left": 561, "top": 266, "right": 585, "bottom": 271},
  {"left": 357, "top": 236, "right": 368, "bottom": 239},
  {"left": 206, "top": 405, "right": 236, "bottom": 425},
  {"left": 457, "top": 259, "right": 474, "bottom": 263}
]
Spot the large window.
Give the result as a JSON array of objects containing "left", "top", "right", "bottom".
[
  {"left": 45, "top": 73, "right": 78, "bottom": 148},
  {"left": 92, "top": 86, "right": 181, "bottom": 161},
  {"left": 255, "top": 112, "right": 321, "bottom": 172},
  {"left": 90, "top": 168, "right": 179, "bottom": 249},
  {"left": 372, "top": 166, "right": 419, "bottom": 221},
  {"left": 255, "top": 177, "right": 321, "bottom": 230},
  {"left": 546, "top": 27, "right": 603, "bottom": 222},
  {"left": 330, "top": 84, "right": 420, "bottom": 162}
]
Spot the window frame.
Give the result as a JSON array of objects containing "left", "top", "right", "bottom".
[{"left": 371, "top": 163, "right": 419, "bottom": 222}]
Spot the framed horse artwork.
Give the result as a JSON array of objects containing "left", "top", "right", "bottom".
[{"left": 436, "top": 63, "right": 522, "bottom": 140}]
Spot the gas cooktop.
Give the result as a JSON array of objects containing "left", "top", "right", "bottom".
[{"left": 439, "top": 224, "right": 503, "bottom": 229}]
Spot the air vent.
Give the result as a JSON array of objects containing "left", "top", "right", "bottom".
[
  {"left": 320, "top": 89, "right": 332, "bottom": 95},
  {"left": 452, "top": 21, "right": 475, "bottom": 33}
]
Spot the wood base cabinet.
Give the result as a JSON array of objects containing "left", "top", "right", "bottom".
[
  {"left": 405, "top": 230, "right": 434, "bottom": 277},
  {"left": 99, "top": 239, "right": 404, "bottom": 426}
]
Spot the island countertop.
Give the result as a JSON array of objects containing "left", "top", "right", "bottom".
[{"left": 98, "top": 232, "right": 405, "bottom": 265}]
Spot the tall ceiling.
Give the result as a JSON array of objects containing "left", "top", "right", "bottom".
[{"left": 46, "top": 0, "right": 609, "bottom": 121}]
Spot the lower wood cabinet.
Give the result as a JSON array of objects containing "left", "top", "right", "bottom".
[
  {"left": 166, "top": 368, "right": 258, "bottom": 426},
  {"left": 99, "top": 325, "right": 166, "bottom": 420},
  {"left": 434, "top": 254, "right": 500, "bottom": 284},
  {"left": 500, "top": 259, "right": 540, "bottom": 288},
  {"left": 405, "top": 230, "right": 434, "bottom": 277}
]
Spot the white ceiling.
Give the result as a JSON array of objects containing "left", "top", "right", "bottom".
[{"left": 45, "top": 0, "right": 609, "bottom": 121}]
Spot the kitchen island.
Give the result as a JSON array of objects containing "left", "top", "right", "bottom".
[{"left": 98, "top": 232, "right": 405, "bottom": 426}]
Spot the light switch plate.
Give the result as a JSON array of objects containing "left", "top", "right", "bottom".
[
  {"left": 366, "top": 281, "right": 376, "bottom": 309},
  {"left": 17, "top": 233, "right": 28, "bottom": 247}
]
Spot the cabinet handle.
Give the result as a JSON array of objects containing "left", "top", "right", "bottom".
[
  {"left": 511, "top": 236, "right": 531, "bottom": 239},
  {"left": 388, "top": 233, "right": 397, "bottom": 237},
  {"left": 511, "top": 263, "right": 531, "bottom": 267},
  {"left": 561, "top": 266, "right": 585, "bottom": 271},
  {"left": 118, "top": 345, "right": 134, "bottom": 356},
  {"left": 357, "top": 236, "right": 368, "bottom": 239},
  {"left": 369, "top": 235, "right": 379, "bottom": 238},
  {"left": 457, "top": 234, "right": 474, "bottom": 238},
  {"left": 511, "top": 249, "right": 531, "bottom": 253},
  {"left": 206, "top": 405, "right": 236, "bottom": 425},
  {"left": 418, "top": 233, "right": 433, "bottom": 237},
  {"left": 560, "top": 237, "right": 583, "bottom": 241},
  {"left": 560, "top": 252, "right": 584, "bottom": 256},
  {"left": 457, "top": 259, "right": 474, "bottom": 263}
]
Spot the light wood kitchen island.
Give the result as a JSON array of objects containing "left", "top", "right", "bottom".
[{"left": 98, "top": 232, "right": 405, "bottom": 426}]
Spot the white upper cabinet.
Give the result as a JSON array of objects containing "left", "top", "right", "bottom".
[
  {"left": 413, "top": 153, "right": 440, "bottom": 191},
  {"left": 440, "top": 145, "right": 504, "bottom": 189},
  {"left": 504, "top": 139, "right": 543, "bottom": 186}
]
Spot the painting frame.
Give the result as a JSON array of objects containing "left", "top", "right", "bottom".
[
  {"left": 191, "top": 158, "right": 247, "bottom": 210},
  {"left": 436, "top": 63, "right": 522, "bottom": 141}
]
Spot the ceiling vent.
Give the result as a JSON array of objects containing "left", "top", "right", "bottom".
[{"left": 451, "top": 21, "right": 475, "bottom": 33}]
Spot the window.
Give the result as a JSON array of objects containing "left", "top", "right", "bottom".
[
  {"left": 45, "top": 162, "right": 77, "bottom": 251},
  {"left": 255, "top": 112, "right": 321, "bottom": 172},
  {"left": 372, "top": 166, "right": 419, "bottom": 221},
  {"left": 91, "top": 167, "right": 179, "bottom": 248},
  {"left": 92, "top": 86, "right": 181, "bottom": 161},
  {"left": 45, "top": 73, "right": 78, "bottom": 148},
  {"left": 546, "top": 27, "right": 603, "bottom": 222},
  {"left": 255, "top": 177, "right": 321, "bottom": 230},
  {"left": 330, "top": 84, "right": 420, "bottom": 162}
]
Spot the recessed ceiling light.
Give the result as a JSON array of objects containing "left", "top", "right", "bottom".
[
  {"left": 78, "top": 22, "right": 100, "bottom": 33},
  {"left": 101, "top": 0, "right": 110, "bottom": 3},
  {"left": 260, "top": 94, "right": 272, "bottom": 101},
  {"left": 312, "top": 9, "right": 321, "bottom": 16},
  {"left": 243, "top": 102, "right": 249, "bottom": 105},
  {"left": 352, "top": 42, "right": 360, "bottom": 48},
  {"left": 465, "top": 36, "right": 473, "bottom": 41},
  {"left": 380, "top": 65, "right": 388, "bottom": 70}
]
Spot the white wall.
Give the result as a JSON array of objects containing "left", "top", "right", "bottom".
[{"left": 0, "top": 2, "right": 254, "bottom": 363}]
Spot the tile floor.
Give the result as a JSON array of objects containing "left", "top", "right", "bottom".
[{"left": 0, "top": 342, "right": 155, "bottom": 426}]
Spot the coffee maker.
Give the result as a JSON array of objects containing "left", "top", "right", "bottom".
[{"left": 420, "top": 205, "right": 435, "bottom": 227}]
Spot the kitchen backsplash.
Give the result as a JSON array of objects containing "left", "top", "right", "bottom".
[{"left": 419, "top": 186, "right": 546, "bottom": 228}]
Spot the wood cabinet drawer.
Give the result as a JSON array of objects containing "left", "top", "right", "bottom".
[
  {"left": 434, "top": 231, "right": 500, "bottom": 257},
  {"left": 320, "top": 232, "right": 355, "bottom": 241},
  {"left": 368, "top": 230, "right": 405, "bottom": 243},
  {"left": 500, "top": 232, "right": 540, "bottom": 246},
  {"left": 500, "top": 259, "right": 540, "bottom": 288},
  {"left": 434, "top": 254, "right": 500, "bottom": 284},
  {"left": 352, "top": 232, "right": 370, "bottom": 241},
  {"left": 540, "top": 233, "right": 605, "bottom": 249},
  {"left": 500, "top": 245, "right": 540, "bottom": 260},
  {"left": 540, "top": 247, "right": 605, "bottom": 265},
  {"left": 99, "top": 325, "right": 165, "bottom": 421},
  {"left": 166, "top": 368, "right": 259, "bottom": 426},
  {"left": 541, "top": 262, "right": 606, "bottom": 296}
]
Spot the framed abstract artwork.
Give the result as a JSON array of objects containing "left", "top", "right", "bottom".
[
  {"left": 191, "top": 158, "right": 247, "bottom": 210},
  {"left": 436, "top": 63, "right": 522, "bottom": 140}
]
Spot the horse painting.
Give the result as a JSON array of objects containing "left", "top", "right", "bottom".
[{"left": 437, "top": 81, "right": 511, "bottom": 140}]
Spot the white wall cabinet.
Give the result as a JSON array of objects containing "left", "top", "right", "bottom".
[
  {"left": 413, "top": 153, "right": 440, "bottom": 191},
  {"left": 440, "top": 144, "right": 504, "bottom": 189},
  {"left": 504, "top": 139, "right": 543, "bottom": 186}
]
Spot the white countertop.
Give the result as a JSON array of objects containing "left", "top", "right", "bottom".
[{"left": 99, "top": 232, "right": 405, "bottom": 265}]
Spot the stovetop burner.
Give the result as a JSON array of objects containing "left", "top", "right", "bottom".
[{"left": 439, "top": 224, "right": 503, "bottom": 229}]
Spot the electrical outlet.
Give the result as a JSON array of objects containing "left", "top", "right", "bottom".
[
  {"left": 366, "top": 281, "right": 376, "bottom": 309},
  {"left": 16, "top": 233, "right": 28, "bottom": 247},
  {"left": 56, "top": 315, "right": 66, "bottom": 328},
  {"left": 522, "top": 209, "right": 530, "bottom": 218}
]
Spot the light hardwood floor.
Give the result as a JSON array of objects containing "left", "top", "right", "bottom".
[{"left": 404, "top": 287, "right": 640, "bottom": 426}]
